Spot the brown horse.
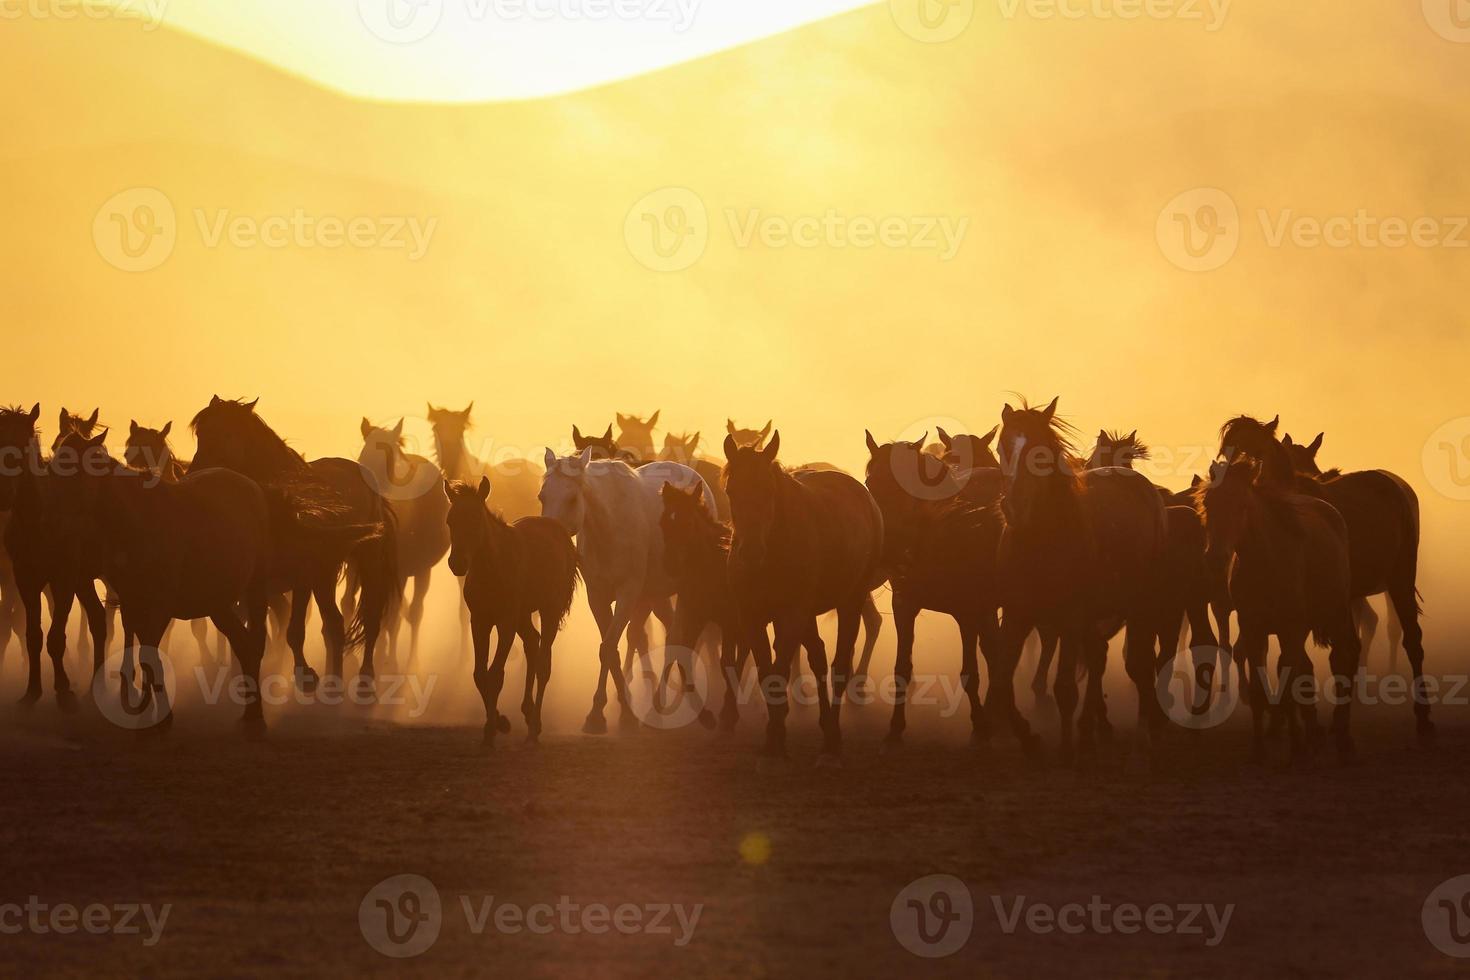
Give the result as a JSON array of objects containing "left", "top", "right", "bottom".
[
  {"left": 0, "top": 405, "right": 109, "bottom": 708},
  {"left": 723, "top": 431, "right": 884, "bottom": 762},
  {"left": 1219, "top": 415, "right": 1429, "bottom": 739},
  {"left": 1284, "top": 431, "right": 1404, "bottom": 672},
  {"left": 659, "top": 432, "right": 731, "bottom": 522},
  {"left": 937, "top": 425, "right": 1001, "bottom": 471},
  {"left": 615, "top": 410, "right": 660, "bottom": 464},
  {"left": 1197, "top": 458, "right": 1361, "bottom": 759},
  {"left": 996, "top": 398, "right": 1170, "bottom": 763},
  {"left": 48, "top": 428, "right": 278, "bottom": 733},
  {"left": 659, "top": 481, "right": 745, "bottom": 730},
  {"left": 864, "top": 436, "right": 1021, "bottom": 747},
  {"left": 445, "top": 478, "right": 578, "bottom": 746},
  {"left": 191, "top": 397, "right": 398, "bottom": 692},
  {"left": 572, "top": 424, "right": 637, "bottom": 464},
  {"left": 726, "top": 419, "right": 772, "bottom": 450},
  {"left": 52, "top": 406, "right": 115, "bottom": 664}
]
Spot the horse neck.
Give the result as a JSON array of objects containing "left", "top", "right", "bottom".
[
  {"left": 469, "top": 506, "right": 513, "bottom": 574},
  {"left": 436, "top": 431, "right": 480, "bottom": 482},
  {"left": 1010, "top": 451, "right": 1083, "bottom": 535},
  {"left": 1234, "top": 488, "right": 1292, "bottom": 567}
]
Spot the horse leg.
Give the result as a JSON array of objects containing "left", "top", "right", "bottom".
[
  {"left": 884, "top": 595, "right": 919, "bottom": 747},
  {"left": 1236, "top": 625, "right": 1270, "bottom": 762},
  {"left": 1326, "top": 608, "right": 1361, "bottom": 759},
  {"left": 958, "top": 613, "right": 988, "bottom": 745},
  {"left": 457, "top": 575, "right": 472, "bottom": 666},
  {"left": 1385, "top": 598, "right": 1403, "bottom": 676},
  {"left": 311, "top": 573, "right": 347, "bottom": 685},
  {"left": 625, "top": 606, "right": 656, "bottom": 686},
  {"left": 75, "top": 582, "right": 108, "bottom": 692},
  {"left": 189, "top": 618, "right": 212, "bottom": 665},
  {"left": 770, "top": 620, "right": 806, "bottom": 759},
  {"left": 746, "top": 620, "right": 785, "bottom": 759},
  {"left": 1387, "top": 583, "right": 1432, "bottom": 740},
  {"left": 582, "top": 590, "right": 614, "bottom": 734},
  {"left": 211, "top": 605, "right": 261, "bottom": 737},
  {"left": 1352, "top": 597, "right": 1377, "bottom": 673},
  {"left": 286, "top": 584, "right": 317, "bottom": 692},
  {"left": 1053, "top": 631, "right": 1081, "bottom": 765},
  {"left": 853, "top": 592, "right": 882, "bottom": 694},
  {"left": 404, "top": 569, "right": 431, "bottom": 668},
  {"left": 825, "top": 600, "right": 862, "bottom": 762},
  {"left": 717, "top": 628, "right": 742, "bottom": 732},
  {"left": 1079, "top": 633, "right": 1110, "bottom": 758},
  {"left": 1032, "top": 627, "right": 1058, "bottom": 701},
  {"left": 477, "top": 618, "right": 516, "bottom": 748},
  {"left": 135, "top": 614, "right": 174, "bottom": 734},
  {"left": 1276, "top": 628, "right": 1314, "bottom": 760},
  {"left": 994, "top": 612, "right": 1039, "bottom": 752},
  {"left": 517, "top": 617, "right": 542, "bottom": 741},
  {"left": 531, "top": 610, "right": 559, "bottom": 742},
  {"left": 601, "top": 592, "right": 642, "bottom": 733},
  {"left": 1125, "top": 621, "right": 1163, "bottom": 753},
  {"left": 44, "top": 586, "right": 77, "bottom": 711}
]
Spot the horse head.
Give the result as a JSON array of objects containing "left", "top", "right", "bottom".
[
  {"left": 1282, "top": 432, "right": 1325, "bottom": 477},
  {"left": 615, "top": 410, "right": 659, "bottom": 463},
  {"left": 125, "top": 419, "right": 175, "bottom": 476},
  {"left": 539, "top": 446, "right": 593, "bottom": 535},
  {"left": 722, "top": 430, "right": 782, "bottom": 568},
  {"left": 0, "top": 403, "right": 41, "bottom": 510},
  {"left": 189, "top": 395, "right": 261, "bottom": 472},
  {"left": 444, "top": 476, "right": 492, "bottom": 576},
  {"left": 662, "top": 431, "right": 700, "bottom": 464},
  {"left": 1086, "top": 429, "right": 1150, "bottom": 470},
  {"left": 572, "top": 423, "right": 621, "bottom": 462},
  {"left": 937, "top": 424, "right": 1000, "bottom": 470},
  {"left": 725, "top": 418, "right": 772, "bottom": 450},
  {"left": 1197, "top": 457, "right": 1258, "bottom": 570},
  {"left": 998, "top": 397, "right": 1076, "bottom": 528},
  {"left": 659, "top": 480, "right": 713, "bottom": 580},
  {"left": 52, "top": 406, "right": 100, "bottom": 454}
]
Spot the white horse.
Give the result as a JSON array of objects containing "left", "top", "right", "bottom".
[
  {"left": 539, "top": 447, "right": 716, "bottom": 733},
  {"left": 348, "top": 418, "right": 451, "bottom": 667}
]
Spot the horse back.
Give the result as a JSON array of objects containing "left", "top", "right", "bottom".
[
  {"left": 1308, "top": 468, "right": 1418, "bottom": 595},
  {"left": 791, "top": 468, "right": 885, "bottom": 605},
  {"left": 511, "top": 516, "right": 579, "bottom": 626}
]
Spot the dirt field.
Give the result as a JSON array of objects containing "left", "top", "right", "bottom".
[{"left": 2, "top": 681, "right": 1469, "bottom": 979}]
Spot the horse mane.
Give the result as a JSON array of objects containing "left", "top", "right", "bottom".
[
  {"left": 446, "top": 480, "right": 512, "bottom": 530},
  {"left": 1103, "top": 429, "right": 1150, "bottom": 460},
  {"left": 190, "top": 399, "right": 306, "bottom": 472},
  {"left": 1219, "top": 414, "right": 1270, "bottom": 440}
]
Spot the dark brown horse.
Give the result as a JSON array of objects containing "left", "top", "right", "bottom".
[
  {"left": 190, "top": 397, "right": 398, "bottom": 692},
  {"left": 996, "top": 398, "right": 1170, "bottom": 763},
  {"left": 615, "top": 410, "right": 660, "bottom": 464},
  {"left": 124, "top": 420, "right": 187, "bottom": 485},
  {"left": 864, "top": 436, "right": 1017, "bottom": 746},
  {"left": 1219, "top": 415, "right": 1429, "bottom": 739},
  {"left": 659, "top": 432, "right": 731, "bottom": 522},
  {"left": 445, "top": 478, "right": 578, "bottom": 746},
  {"left": 572, "top": 424, "right": 637, "bottom": 464},
  {"left": 48, "top": 428, "right": 277, "bottom": 733},
  {"left": 937, "top": 424, "right": 1001, "bottom": 471},
  {"left": 0, "top": 405, "right": 109, "bottom": 708},
  {"left": 659, "top": 481, "right": 745, "bottom": 730},
  {"left": 1284, "top": 430, "right": 1404, "bottom": 672},
  {"left": 1197, "top": 458, "right": 1361, "bottom": 758},
  {"left": 723, "top": 431, "right": 884, "bottom": 763}
]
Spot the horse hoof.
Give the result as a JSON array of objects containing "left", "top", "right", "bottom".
[
  {"left": 17, "top": 690, "right": 41, "bottom": 709},
  {"left": 352, "top": 675, "right": 376, "bottom": 703},
  {"left": 581, "top": 714, "right": 608, "bottom": 736},
  {"left": 56, "top": 691, "right": 79, "bottom": 714},
  {"left": 523, "top": 733, "right": 540, "bottom": 747},
  {"left": 294, "top": 667, "right": 319, "bottom": 694},
  {"left": 496, "top": 715, "right": 511, "bottom": 734}
]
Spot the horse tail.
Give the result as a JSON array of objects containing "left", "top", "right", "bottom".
[
  {"left": 267, "top": 490, "right": 384, "bottom": 564},
  {"left": 344, "top": 505, "right": 399, "bottom": 652},
  {"left": 551, "top": 532, "right": 580, "bottom": 630}
]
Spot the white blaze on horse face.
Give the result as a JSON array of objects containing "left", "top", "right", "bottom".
[{"left": 1003, "top": 433, "right": 1027, "bottom": 485}]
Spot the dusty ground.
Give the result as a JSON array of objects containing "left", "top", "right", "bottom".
[{"left": 1, "top": 681, "right": 1468, "bottom": 979}]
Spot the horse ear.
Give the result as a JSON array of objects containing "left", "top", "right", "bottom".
[
  {"left": 727, "top": 419, "right": 737, "bottom": 435},
  {"left": 661, "top": 481, "right": 675, "bottom": 500},
  {"left": 1126, "top": 430, "right": 1137, "bottom": 444},
  {"left": 572, "top": 424, "right": 585, "bottom": 448},
  {"left": 392, "top": 418, "right": 404, "bottom": 439},
  {"left": 544, "top": 447, "right": 556, "bottom": 470},
  {"left": 1001, "top": 404, "right": 1014, "bottom": 422},
  {"left": 1042, "top": 396, "right": 1059, "bottom": 420},
  {"left": 1282, "top": 433, "right": 1294, "bottom": 446},
  {"left": 689, "top": 433, "right": 699, "bottom": 452},
  {"left": 865, "top": 430, "right": 880, "bottom": 457},
  {"left": 760, "top": 420, "right": 772, "bottom": 439},
  {"left": 1191, "top": 473, "right": 1203, "bottom": 488},
  {"left": 160, "top": 421, "right": 171, "bottom": 438},
  {"left": 477, "top": 476, "right": 492, "bottom": 500},
  {"left": 1266, "top": 414, "right": 1279, "bottom": 435},
  {"left": 87, "top": 429, "right": 107, "bottom": 449},
  {"left": 130, "top": 420, "right": 140, "bottom": 435},
  {"left": 210, "top": 394, "right": 223, "bottom": 407},
  {"left": 723, "top": 433, "right": 739, "bottom": 461},
  {"left": 27, "top": 403, "right": 39, "bottom": 423},
  {"left": 616, "top": 413, "right": 628, "bottom": 426},
  {"left": 426, "top": 402, "right": 437, "bottom": 418},
  {"left": 912, "top": 431, "right": 929, "bottom": 450},
  {"left": 361, "top": 417, "right": 373, "bottom": 439},
  {"left": 1098, "top": 429, "right": 1108, "bottom": 443},
  {"left": 58, "top": 408, "right": 68, "bottom": 429},
  {"left": 601, "top": 424, "right": 613, "bottom": 441},
  {"left": 577, "top": 446, "right": 593, "bottom": 467},
  {"left": 461, "top": 402, "right": 474, "bottom": 418},
  {"left": 87, "top": 408, "right": 99, "bottom": 426},
  {"left": 1308, "top": 432, "right": 1323, "bottom": 454},
  {"left": 244, "top": 398, "right": 259, "bottom": 412},
  {"left": 936, "top": 426, "right": 952, "bottom": 448},
  {"left": 979, "top": 424, "right": 998, "bottom": 447},
  {"left": 649, "top": 409, "right": 660, "bottom": 426},
  {"left": 763, "top": 431, "right": 781, "bottom": 461}
]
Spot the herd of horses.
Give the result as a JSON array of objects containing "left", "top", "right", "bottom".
[{"left": 0, "top": 396, "right": 1429, "bottom": 765}]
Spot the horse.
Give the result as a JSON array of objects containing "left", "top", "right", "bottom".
[
  {"left": 659, "top": 481, "right": 745, "bottom": 730},
  {"left": 1196, "top": 458, "right": 1362, "bottom": 759},
  {"left": 47, "top": 428, "right": 278, "bottom": 734},
  {"left": 190, "top": 396, "right": 398, "bottom": 692},
  {"left": 572, "top": 424, "right": 637, "bottom": 464},
  {"left": 1284, "top": 431, "right": 1404, "bottom": 672},
  {"left": 352, "top": 418, "right": 450, "bottom": 668},
  {"left": 936, "top": 424, "right": 1001, "bottom": 471},
  {"left": 864, "top": 435, "right": 1019, "bottom": 747},
  {"left": 539, "top": 447, "right": 715, "bottom": 733},
  {"left": 430, "top": 402, "right": 543, "bottom": 658},
  {"left": 726, "top": 419, "right": 772, "bottom": 450},
  {"left": 0, "top": 405, "right": 109, "bottom": 709},
  {"left": 52, "top": 406, "right": 115, "bottom": 663},
  {"left": 1219, "top": 415, "right": 1429, "bottom": 739},
  {"left": 995, "top": 398, "right": 1170, "bottom": 763},
  {"left": 723, "top": 431, "right": 884, "bottom": 763},
  {"left": 659, "top": 432, "right": 731, "bottom": 522},
  {"left": 445, "top": 478, "right": 578, "bottom": 746},
  {"left": 615, "top": 410, "right": 660, "bottom": 464}
]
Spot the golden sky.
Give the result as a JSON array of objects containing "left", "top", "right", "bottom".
[{"left": 5, "top": 0, "right": 1470, "bottom": 642}]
